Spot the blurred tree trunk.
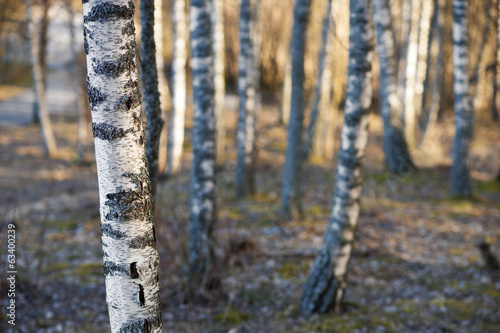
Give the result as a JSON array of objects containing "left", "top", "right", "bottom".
[
  {"left": 402, "top": 0, "right": 421, "bottom": 148},
  {"left": 300, "top": 0, "right": 374, "bottom": 316},
  {"left": 26, "top": 0, "right": 57, "bottom": 158},
  {"left": 281, "top": 0, "right": 311, "bottom": 220},
  {"left": 419, "top": 0, "right": 443, "bottom": 142},
  {"left": 493, "top": 0, "right": 500, "bottom": 122},
  {"left": 141, "top": 0, "right": 163, "bottom": 207},
  {"left": 414, "top": 0, "right": 433, "bottom": 125},
  {"left": 236, "top": 0, "right": 257, "bottom": 197},
  {"left": 188, "top": 0, "right": 217, "bottom": 286},
  {"left": 167, "top": 0, "right": 188, "bottom": 177},
  {"left": 397, "top": 0, "right": 410, "bottom": 110},
  {"left": 157, "top": 0, "right": 173, "bottom": 175},
  {"left": 280, "top": 47, "right": 292, "bottom": 125},
  {"left": 303, "top": 0, "right": 333, "bottom": 162},
  {"left": 31, "top": 0, "right": 50, "bottom": 124},
  {"left": 65, "top": 0, "right": 87, "bottom": 163},
  {"left": 212, "top": 0, "right": 226, "bottom": 163},
  {"left": 374, "top": 0, "right": 414, "bottom": 174},
  {"left": 82, "top": 0, "right": 163, "bottom": 331},
  {"left": 450, "top": 0, "right": 473, "bottom": 196}
]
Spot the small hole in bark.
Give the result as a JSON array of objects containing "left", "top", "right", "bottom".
[
  {"left": 139, "top": 284, "right": 145, "bottom": 306},
  {"left": 129, "top": 262, "right": 139, "bottom": 278},
  {"left": 126, "top": 97, "right": 133, "bottom": 109}
]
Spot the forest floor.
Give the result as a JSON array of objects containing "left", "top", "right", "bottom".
[{"left": 0, "top": 99, "right": 499, "bottom": 333}]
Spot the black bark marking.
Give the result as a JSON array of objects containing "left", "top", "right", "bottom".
[
  {"left": 92, "top": 123, "right": 127, "bottom": 140},
  {"left": 83, "top": 26, "right": 90, "bottom": 55},
  {"left": 92, "top": 50, "right": 135, "bottom": 79},
  {"left": 129, "top": 262, "right": 139, "bottom": 278},
  {"left": 103, "top": 261, "right": 133, "bottom": 277},
  {"left": 122, "top": 21, "right": 135, "bottom": 36},
  {"left": 117, "top": 315, "right": 162, "bottom": 333},
  {"left": 104, "top": 189, "right": 147, "bottom": 222},
  {"left": 116, "top": 80, "right": 141, "bottom": 111},
  {"left": 84, "top": 1, "right": 134, "bottom": 24},
  {"left": 130, "top": 233, "right": 156, "bottom": 249},
  {"left": 101, "top": 223, "right": 125, "bottom": 239},
  {"left": 138, "top": 284, "right": 145, "bottom": 306},
  {"left": 86, "top": 78, "right": 106, "bottom": 107}
]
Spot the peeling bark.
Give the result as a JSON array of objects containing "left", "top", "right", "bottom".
[
  {"left": 300, "top": 0, "right": 374, "bottom": 316},
  {"left": 82, "top": 1, "right": 163, "bottom": 331}
]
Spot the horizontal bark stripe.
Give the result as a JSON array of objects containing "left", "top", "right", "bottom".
[
  {"left": 117, "top": 314, "right": 162, "bottom": 333},
  {"left": 104, "top": 189, "right": 150, "bottom": 222},
  {"left": 84, "top": 1, "right": 134, "bottom": 24},
  {"left": 86, "top": 79, "right": 106, "bottom": 106},
  {"left": 92, "top": 123, "right": 128, "bottom": 140},
  {"left": 92, "top": 50, "right": 136, "bottom": 79}
]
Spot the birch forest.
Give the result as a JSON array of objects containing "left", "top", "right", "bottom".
[{"left": 1, "top": 0, "right": 500, "bottom": 331}]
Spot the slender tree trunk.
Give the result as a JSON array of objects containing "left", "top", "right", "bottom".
[
  {"left": 188, "top": 0, "right": 217, "bottom": 285},
  {"left": 414, "top": 0, "right": 433, "bottom": 122},
  {"left": 212, "top": 0, "right": 226, "bottom": 163},
  {"left": 26, "top": 0, "right": 57, "bottom": 158},
  {"left": 280, "top": 42, "right": 292, "bottom": 125},
  {"left": 157, "top": 0, "right": 173, "bottom": 175},
  {"left": 236, "top": 0, "right": 257, "bottom": 197},
  {"left": 450, "top": 0, "right": 473, "bottom": 196},
  {"left": 281, "top": 0, "right": 311, "bottom": 220},
  {"left": 397, "top": 0, "right": 411, "bottom": 105},
  {"left": 493, "top": 0, "right": 500, "bottom": 122},
  {"left": 374, "top": 0, "right": 414, "bottom": 174},
  {"left": 403, "top": 0, "right": 421, "bottom": 147},
  {"left": 167, "top": 0, "right": 188, "bottom": 176},
  {"left": 82, "top": 1, "right": 164, "bottom": 331},
  {"left": 141, "top": 0, "right": 163, "bottom": 206},
  {"left": 300, "top": 0, "right": 374, "bottom": 316},
  {"left": 420, "top": 0, "right": 443, "bottom": 141},
  {"left": 304, "top": 0, "right": 333, "bottom": 161},
  {"left": 66, "top": 0, "right": 87, "bottom": 162}
]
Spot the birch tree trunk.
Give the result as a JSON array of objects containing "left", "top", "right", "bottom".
[
  {"left": 493, "top": 0, "right": 500, "bottom": 122},
  {"left": 26, "top": 0, "right": 57, "bottom": 158},
  {"left": 281, "top": 0, "right": 311, "bottom": 219},
  {"left": 188, "top": 0, "right": 217, "bottom": 284},
  {"left": 167, "top": 0, "right": 188, "bottom": 176},
  {"left": 212, "top": 0, "right": 226, "bottom": 163},
  {"left": 450, "top": 0, "right": 473, "bottom": 196},
  {"left": 82, "top": 1, "right": 163, "bottom": 331},
  {"left": 300, "top": 0, "right": 374, "bottom": 315},
  {"left": 403, "top": 0, "right": 421, "bottom": 148},
  {"left": 304, "top": 0, "right": 333, "bottom": 161},
  {"left": 157, "top": 0, "right": 173, "bottom": 175},
  {"left": 236, "top": 0, "right": 257, "bottom": 197},
  {"left": 66, "top": 0, "right": 88, "bottom": 162},
  {"left": 280, "top": 47, "right": 292, "bottom": 125},
  {"left": 140, "top": 0, "right": 163, "bottom": 205},
  {"left": 373, "top": 0, "right": 414, "bottom": 174}
]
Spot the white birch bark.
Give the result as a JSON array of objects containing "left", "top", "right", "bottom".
[
  {"left": 236, "top": 0, "right": 257, "bottom": 197},
  {"left": 157, "top": 0, "right": 173, "bottom": 175},
  {"left": 281, "top": 0, "right": 311, "bottom": 219},
  {"left": 414, "top": 0, "right": 433, "bottom": 121},
  {"left": 82, "top": 1, "right": 163, "bottom": 331},
  {"left": 300, "top": 0, "right": 374, "bottom": 315},
  {"left": 403, "top": 0, "right": 421, "bottom": 148},
  {"left": 211, "top": 0, "right": 226, "bottom": 163},
  {"left": 450, "top": 0, "right": 473, "bottom": 196},
  {"left": 188, "top": 0, "right": 217, "bottom": 284},
  {"left": 167, "top": 0, "right": 188, "bottom": 176},
  {"left": 304, "top": 0, "right": 333, "bottom": 161},
  {"left": 26, "top": 0, "right": 57, "bottom": 158},
  {"left": 374, "top": 0, "right": 414, "bottom": 174}
]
